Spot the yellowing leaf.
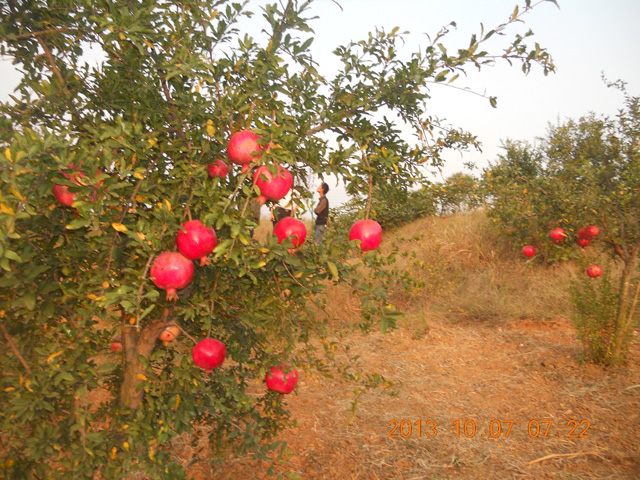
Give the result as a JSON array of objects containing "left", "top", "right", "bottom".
[
  {"left": 111, "top": 222, "right": 128, "bottom": 232},
  {"left": 10, "top": 186, "right": 24, "bottom": 202},
  {"left": 143, "top": 39, "right": 154, "bottom": 50},
  {"left": 147, "top": 137, "right": 158, "bottom": 148},
  {"left": 206, "top": 124, "right": 215, "bottom": 137},
  {"left": 118, "top": 32, "right": 126, "bottom": 40},
  {"left": 0, "top": 203, "right": 15, "bottom": 216},
  {"left": 136, "top": 374, "right": 147, "bottom": 381},
  {"left": 110, "top": 446, "right": 117, "bottom": 459},
  {"left": 4, "top": 386, "right": 15, "bottom": 392},
  {"left": 102, "top": 281, "right": 110, "bottom": 289},
  {"left": 163, "top": 199, "right": 171, "bottom": 211},
  {"left": 133, "top": 171, "right": 144, "bottom": 180},
  {"left": 4, "top": 148, "right": 12, "bottom": 162},
  {"left": 122, "top": 441, "right": 129, "bottom": 451},
  {"left": 46, "top": 350, "right": 64, "bottom": 364},
  {"left": 136, "top": 232, "right": 146, "bottom": 241},
  {"left": 173, "top": 394, "right": 181, "bottom": 410}
]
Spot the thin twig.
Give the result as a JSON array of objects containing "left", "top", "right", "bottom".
[
  {"left": 1, "top": 322, "right": 32, "bottom": 374},
  {"left": 527, "top": 451, "right": 606, "bottom": 465}
]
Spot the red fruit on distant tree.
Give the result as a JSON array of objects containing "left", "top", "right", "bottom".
[
  {"left": 52, "top": 183, "right": 78, "bottom": 207},
  {"left": 176, "top": 220, "right": 217, "bottom": 266},
  {"left": 192, "top": 338, "right": 226, "bottom": 371},
  {"left": 578, "top": 227, "right": 591, "bottom": 240},
  {"left": 349, "top": 219, "right": 382, "bottom": 252},
  {"left": 550, "top": 227, "right": 566, "bottom": 244},
  {"left": 522, "top": 245, "right": 536, "bottom": 258},
  {"left": 273, "top": 217, "right": 307, "bottom": 251},
  {"left": 159, "top": 325, "right": 181, "bottom": 345},
  {"left": 586, "top": 225, "right": 600, "bottom": 238},
  {"left": 150, "top": 251, "right": 195, "bottom": 301},
  {"left": 110, "top": 335, "right": 122, "bottom": 353},
  {"left": 253, "top": 164, "right": 293, "bottom": 205},
  {"left": 576, "top": 236, "right": 591, "bottom": 248},
  {"left": 207, "top": 160, "right": 228, "bottom": 179},
  {"left": 586, "top": 264, "right": 602, "bottom": 278},
  {"left": 265, "top": 364, "right": 298, "bottom": 394},
  {"left": 227, "top": 130, "right": 263, "bottom": 172}
]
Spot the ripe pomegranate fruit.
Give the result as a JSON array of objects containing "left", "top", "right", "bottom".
[
  {"left": 227, "top": 130, "right": 263, "bottom": 172},
  {"left": 349, "top": 219, "right": 382, "bottom": 252},
  {"left": 273, "top": 217, "right": 307, "bottom": 251},
  {"left": 207, "top": 160, "right": 228, "bottom": 179},
  {"left": 576, "top": 236, "right": 591, "bottom": 248},
  {"left": 522, "top": 245, "right": 536, "bottom": 258},
  {"left": 586, "top": 264, "right": 602, "bottom": 278},
  {"left": 253, "top": 164, "right": 293, "bottom": 205},
  {"left": 110, "top": 335, "right": 122, "bottom": 353},
  {"left": 150, "top": 251, "right": 195, "bottom": 301},
  {"left": 586, "top": 225, "right": 600, "bottom": 238},
  {"left": 159, "top": 325, "right": 181, "bottom": 345},
  {"left": 176, "top": 220, "right": 217, "bottom": 266},
  {"left": 550, "top": 227, "right": 566, "bottom": 244},
  {"left": 265, "top": 364, "right": 298, "bottom": 394},
  {"left": 192, "top": 338, "right": 226, "bottom": 371}
]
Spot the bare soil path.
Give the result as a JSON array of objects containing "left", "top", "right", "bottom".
[{"left": 211, "top": 315, "right": 640, "bottom": 480}]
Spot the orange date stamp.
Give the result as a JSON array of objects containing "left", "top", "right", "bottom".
[{"left": 387, "top": 419, "right": 591, "bottom": 439}]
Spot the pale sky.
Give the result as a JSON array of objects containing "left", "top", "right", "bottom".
[{"left": 2, "top": 0, "right": 639, "bottom": 210}]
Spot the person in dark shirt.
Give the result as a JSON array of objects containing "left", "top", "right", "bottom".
[{"left": 314, "top": 182, "right": 329, "bottom": 245}]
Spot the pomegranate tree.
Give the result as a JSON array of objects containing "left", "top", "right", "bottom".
[
  {"left": 349, "top": 219, "right": 382, "bottom": 252},
  {"left": 192, "top": 338, "right": 226, "bottom": 371},
  {"left": 207, "top": 160, "right": 229, "bottom": 179},
  {"left": 273, "top": 217, "right": 307, "bottom": 251},
  {"left": 150, "top": 251, "right": 195, "bottom": 301},
  {"left": 265, "top": 364, "right": 298, "bottom": 394},
  {"left": 522, "top": 245, "right": 536, "bottom": 258},
  {"left": 176, "top": 220, "right": 217, "bottom": 266},
  {"left": 253, "top": 164, "right": 293, "bottom": 205},
  {"left": 227, "top": 130, "right": 263, "bottom": 172}
]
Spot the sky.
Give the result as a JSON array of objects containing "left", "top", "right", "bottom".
[{"left": 1, "top": 0, "right": 639, "bottom": 211}]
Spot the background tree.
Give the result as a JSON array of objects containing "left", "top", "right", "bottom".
[
  {"left": 0, "top": 0, "right": 556, "bottom": 477},
  {"left": 483, "top": 83, "right": 640, "bottom": 365}
]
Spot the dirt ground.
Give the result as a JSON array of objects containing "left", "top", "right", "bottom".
[{"left": 207, "top": 314, "right": 640, "bottom": 480}]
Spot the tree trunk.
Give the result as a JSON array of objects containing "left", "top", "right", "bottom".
[
  {"left": 609, "top": 250, "right": 638, "bottom": 364},
  {"left": 120, "top": 318, "right": 168, "bottom": 410}
]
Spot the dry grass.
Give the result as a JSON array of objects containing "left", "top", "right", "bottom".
[{"left": 189, "top": 211, "right": 640, "bottom": 480}]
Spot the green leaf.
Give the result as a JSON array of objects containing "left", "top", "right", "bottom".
[
  {"left": 65, "top": 218, "right": 90, "bottom": 230},
  {"left": 327, "top": 261, "right": 339, "bottom": 280}
]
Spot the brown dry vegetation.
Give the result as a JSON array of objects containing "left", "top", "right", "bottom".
[{"left": 199, "top": 211, "right": 640, "bottom": 480}]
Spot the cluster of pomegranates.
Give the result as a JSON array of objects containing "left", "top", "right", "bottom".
[
  {"left": 522, "top": 224, "right": 602, "bottom": 278},
  {"left": 55, "top": 129, "right": 386, "bottom": 395}
]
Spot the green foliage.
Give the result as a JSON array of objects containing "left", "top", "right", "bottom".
[
  {"left": 0, "top": 0, "right": 557, "bottom": 477},
  {"left": 483, "top": 84, "right": 640, "bottom": 364},
  {"left": 568, "top": 269, "right": 619, "bottom": 365}
]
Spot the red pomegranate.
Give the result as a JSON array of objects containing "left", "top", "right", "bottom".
[
  {"left": 159, "top": 325, "right": 181, "bottom": 345},
  {"left": 265, "top": 364, "right": 298, "bottom": 394},
  {"left": 586, "top": 264, "right": 602, "bottom": 278},
  {"left": 176, "top": 220, "right": 217, "bottom": 266},
  {"left": 522, "top": 245, "right": 536, "bottom": 258},
  {"left": 53, "top": 165, "right": 104, "bottom": 206},
  {"left": 227, "top": 130, "right": 263, "bottom": 172},
  {"left": 110, "top": 335, "right": 122, "bottom": 353},
  {"left": 253, "top": 164, "right": 293, "bottom": 205},
  {"left": 192, "top": 338, "right": 226, "bottom": 371},
  {"left": 576, "top": 236, "right": 591, "bottom": 248},
  {"left": 273, "top": 217, "right": 307, "bottom": 251},
  {"left": 586, "top": 225, "right": 600, "bottom": 238},
  {"left": 349, "top": 219, "right": 382, "bottom": 252},
  {"left": 207, "top": 160, "right": 228, "bottom": 179},
  {"left": 53, "top": 166, "right": 84, "bottom": 207},
  {"left": 150, "top": 251, "right": 195, "bottom": 301},
  {"left": 550, "top": 227, "right": 566, "bottom": 245}
]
